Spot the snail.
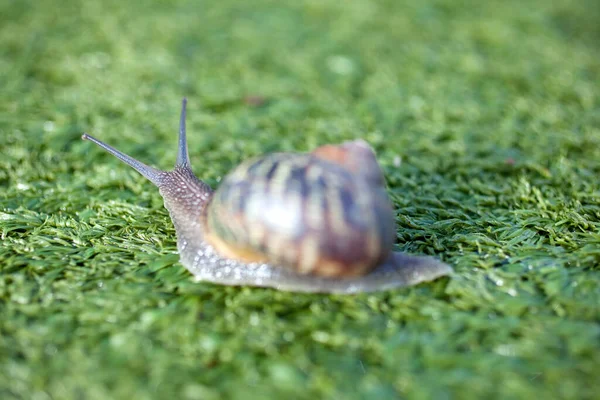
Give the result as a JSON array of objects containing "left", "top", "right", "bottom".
[{"left": 81, "top": 99, "right": 452, "bottom": 293}]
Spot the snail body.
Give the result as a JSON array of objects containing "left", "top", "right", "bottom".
[{"left": 82, "top": 99, "right": 452, "bottom": 293}]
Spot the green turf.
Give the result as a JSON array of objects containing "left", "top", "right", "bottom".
[{"left": 1, "top": 0, "right": 599, "bottom": 398}]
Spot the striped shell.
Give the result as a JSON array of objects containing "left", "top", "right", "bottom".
[{"left": 202, "top": 145, "right": 396, "bottom": 277}]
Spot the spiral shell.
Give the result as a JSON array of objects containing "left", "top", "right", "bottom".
[{"left": 202, "top": 149, "right": 396, "bottom": 277}]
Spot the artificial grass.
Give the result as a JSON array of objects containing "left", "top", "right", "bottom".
[{"left": 1, "top": 0, "right": 599, "bottom": 398}]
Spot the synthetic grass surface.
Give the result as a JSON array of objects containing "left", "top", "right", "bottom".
[{"left": 1, "top": 0, "right": 599, "bottom": 398}]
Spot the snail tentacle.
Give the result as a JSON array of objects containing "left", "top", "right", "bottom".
[
  {"left": 176, "top": 97, "right": 191, "bottom": 168},
  {"left": 81, "top": 133, "right": 165, "bottom": 186}
]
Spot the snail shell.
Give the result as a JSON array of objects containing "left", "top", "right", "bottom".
[
  {"left": 81, "top": 99, "right": 452, "bottom": 293},
  {"left": 203, "top": 149, "right": 396, "bottom": 278}
]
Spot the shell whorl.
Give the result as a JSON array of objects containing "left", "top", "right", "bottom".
[{"left": 202, "top": 151, "right": 396, "bottom": 277}]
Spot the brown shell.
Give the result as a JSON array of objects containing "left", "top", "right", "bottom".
[{"left": 202, "top": 144, "right": 396, "bottom": 277}]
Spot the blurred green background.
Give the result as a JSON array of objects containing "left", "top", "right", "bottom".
[{"left": 1, "top": 0, "right": 599, "bottom": 399}]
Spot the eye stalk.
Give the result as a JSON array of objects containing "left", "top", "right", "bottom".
[
  {"left": 81, "top": 133, "right": 165, "bottom": 186},
  {"left": 81, "top": 98, "right": 195, "bottom": 186},
  {"left": 176, "top": 97, "right": 190, "bottom": 168}
]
